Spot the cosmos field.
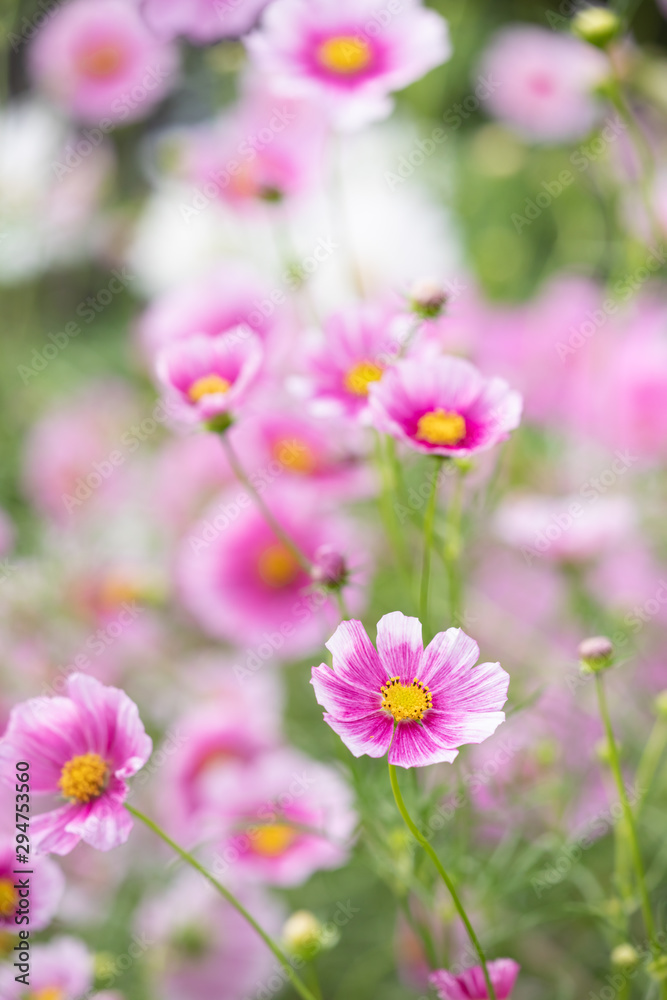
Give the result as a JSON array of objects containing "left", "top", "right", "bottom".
[{"left": 1, "top": 1, "right": 667, "bottom": 998}]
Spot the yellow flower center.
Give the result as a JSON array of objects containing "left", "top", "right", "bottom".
[
  {"left": 98, "top": 572, "right": 143, "bottom": 610},
  {"left": 0, "top": 879, "right": 17, "bottom": 918},
  {"left": 257, "top": 543, "right": 301, "bottom": 588},
  {"left": 273, "top": 438, "right": 317, "bottom": 475},
  {"left": 59, "top": 752, "right": 109, "bottom": 803},
  {"left": 381, "top": 676, "right": 433, "bottom": 723},
  {"left": 251, "top": 823, "right": 296, "bottom": 857},
  {"left": 317, "top": 35, "right": 372, "bottom": 75},
  {"left": 188, "top": 374, "right": 231, "bottom": 403},
  {"left": 415, "top": 409, "right": 466, "bottom": 446},
  {"left": 77, "top": 43, "right": 125, "bottom": 79},
  {"left": 344, "top": 360, "right": 384, "bottom": 397},
  {"left": 31, "top": 989, "right": 64, "bottom": 1000}
]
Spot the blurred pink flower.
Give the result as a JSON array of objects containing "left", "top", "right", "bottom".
[
  {"left": 29, "top": 0, "right": 179, "bottom": 124},
  {"left": 479, "top": 26, "right": 608, "bottom": 143},
  {"left": 151, "top": 434, "right": 234, "bottom": 530},
  {"left": 137, "top": 265, "right": 277, "bottom": 363},
  {"left": 0, "top": 936, "right": 94, "bottom": 999},
  {"left": 430, "top": 959, "right": 520, "bottom": 999},
  {"left": 137, "top": 871, "right": 284, "bottom": 1000},
  {"left": 246, "top": 0, "right": 451, "bottom": 129},
  {"left": 369, "top": 356, "right": 522, "bottom": 456},
  {"left": 140, "top": 0, "right": 271, "bottom": 43},
  {"left": 311, "top": 612, "right": 509, "bottom": 768},
  {"left": 494, "top": 494, "right": 635, "bottom": 564},
  {"left": 209, "top": 747, "right": 357, "bottom": 885},
  {"left": 0, "top": 673, "right": 152, "bottom": 854},
  {"left": 305, "top": 303, "right": 404, "bottom": 420},
  {"left": 0, "top": 836, "right": 64, "bottom": 930},
  {"left": 177, "top": 89, "right": 327, "bottom": 210},
  {"left": 157, "top": 330, "right": 263, "bottom": 425},
  {"left": 177, "top": 484, "right": 367, "bottom": 658}
]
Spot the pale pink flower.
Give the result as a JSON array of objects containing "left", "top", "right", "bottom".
[
  {"left": 0, "top": 936, "right": 94, "bottom": 999},
  {"left": 0, "top": 674, "right": 152, "bottom": 854},
  {"left": 311, "top": 613, "right": 509, "bottom": 768},
  {"left": 140, "top": 0, "right": 271, "bottom": 43},
  {"left": 479, "top": 26, "right": 608, "bottom": 143},
  {"left": 369, "top": 355, "right": 522, "bottom": 457},
  {"left": 430, "top": 959, "right": 520, "bottom": 999},
  {"left": 29, "top": 0, "right": 179, "bottom": 124},
  {"left": 208, "top": 748, "right": 357, "bottom": 886},
  {"left": 246, "top": 0, "right": 451, "bottom": 129}
]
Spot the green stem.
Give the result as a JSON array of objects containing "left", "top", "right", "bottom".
[
  {"left": 126, "top": 805, "right": 318, "bottom": 1000},
  {"left": 594, "top": 676, "right": 659, "bottom": 954},
  {"left": 419, "top": 458, "right": 442, "bottom": 638},
  {"left": 221, "top": 433, "right": 313, "bottom": 573},
  {"left": 635, "top": 714, "right": 667, "bottom": 817},
  {"left": 444, "top": 467, "right": 464, "bottom": 625},
  {"left": 388, "top": 763, "right": 497, "bottom": 1000},
  {"left": 375, "top": 432, "right": 410, "bottom": 573}
]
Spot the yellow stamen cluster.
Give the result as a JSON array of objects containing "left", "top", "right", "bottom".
[
  {"left": 257, "top": 543, "right": 301, "bottom": 588},
  {"left": 77, "top": 44, "right": 124, "bottom": 79},
  {"left": 381, "top": 676, "right": 433, "bottom": 723},
  {"left": 251, "top": 823, "right": 296, "bottom": 857},
  {"left": 31, "top": 989, "right": 64, "bottom": 1000},
  {"left": 317, "top": 35, "right": 372, "bottom": 75},
  {"left": 415, "top": 409, "right": 466, "bottom": 446},
  {"left": 188, "top": 374, "right": 231, "bottom": 403},
  {"left": 0, "top": 879, "right": 17, "bottom": 918},
  {"left": 344, "top": 360, "right": 384, "bottom": 397},
  {"left": 274, "top": 438, "right": 317, "bottom": 475},
  {"left": 59, "top": 752, "right": 109, "bottom": 803}
]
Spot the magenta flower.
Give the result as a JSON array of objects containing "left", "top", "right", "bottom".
[
  {"left": 311, "top": 613, "right": 509, "bottom": 768},
  {"left": 0, "top": 674, "right": 152, "bottom": 855},
  {"left": 157, "top": 331, "right": 263, "bottom": 425},
  {"left": 0, "top": 836, "right": 64, "bottom": 931},
  {"left": 29, "top": 0, "right": 179, "bottom": 125},
  {"left": 247, "top": 0, "right": 451, "bottom": 129},
  {"left": 369, "top": 356, "right": 522, "bottom": 457},
  {"left": 430, "top": 959, "right": 520, "bottom": 999}
]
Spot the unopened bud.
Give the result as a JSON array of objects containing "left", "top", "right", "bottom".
[
  {"left": 611, "top": 943, "right": 640, "bottom": 968},
  {"left": 648, "top": 954, "right": 667, "bottom": 982},
  {"left": 283, "top": 911, "right": 325, "bottom": 960},
  {"left": 595, "top": 737, "right": 614, "bottom": 764},
  {"left": 311, "top": 544, "right": 348, "bottom": 590},
  {"left": 408, "top": 277, "right": 448, "bottom": 319},
  {"left": 578, "top": 635, "right": 614, "bottom": 673},
  {"left": 572, "top": 7, "right": 622, "bottom": 48}
]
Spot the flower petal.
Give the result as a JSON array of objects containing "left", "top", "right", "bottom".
[
  {"left": 388, "top": 721, "right": 459, "bottom": 769},
  {"left": 311, "top": 665, "right": 382, "bottom": 721},
  {"left": 376, "top": 611, "right": 423, "bottom": 684},
  {"left": 425, "top": 708, "right": 506, "bottom": 749},
  {"left": 69, "top": 781, "right": 133, "bottom": 852},
  {"left": 419, "top": 627, "right": 479, "bottom": 689},
  {"left": 31, "top": 805, "right": 84, "bottom": 856},
  {"left": 326, "top": 619, "right": 388, "bottom": 691},
  {"left": 323, "top": 712, "right": 393, "bottom": 758}
]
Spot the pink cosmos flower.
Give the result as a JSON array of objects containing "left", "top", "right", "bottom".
[
  {"left": 479, "top": 26, "right": 608, "bottom": 143},
  {"left": 175, "top": 88, "right": 327, "bottom": 211},
  {"left": 140, "top": 0, "right": 271, "bottom": 43},
  {"left": 156, "top": 330, "right": 263, "bottom": 425},
  {"left": 177, "top": 483, "right": 368, "bottom": 658},
  {"left": 29, "top": 0, "right": 179, "bottom": 125},
  {"left": 305, "top": 303, "right": 404, "bottom": 420},
  {"left": 0, "top": 936, "right": 94, "bottom": 999},
  {"left": 369, "top": 356, "right": 522, "bottom": 457},
  {"left": 0, "top": 836, "right": 64, "bottom": 930},
  {"left": 311, "top": 613, "right": 510, "bottom": 768},
  {"left": 208, "top": 748, "right": 357, "bottom": 886},
  {"left": 0, "top": 674, "right": 152, "bottom": 855},
  {"left": 137, "top": 872, "right": 284, "bottom": 1000},
  {"left": 430, "top": 959, "right": 520, "bottom": 999},
  {"left": 246, "top": 0, "right": 451, "bottom": 130},
  {"left": 136, "top": 265, "right": 277, "bottom": 363}
]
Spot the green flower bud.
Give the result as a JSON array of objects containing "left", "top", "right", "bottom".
[
  {"left": 572, "top": 7, "right": 622, "bottom": 48},
  {"left": 611, "top": 943, "right": 640, "bottom": 968},
  {"left": 578, "top": 636, "right": 614, "bottom": 673}
]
